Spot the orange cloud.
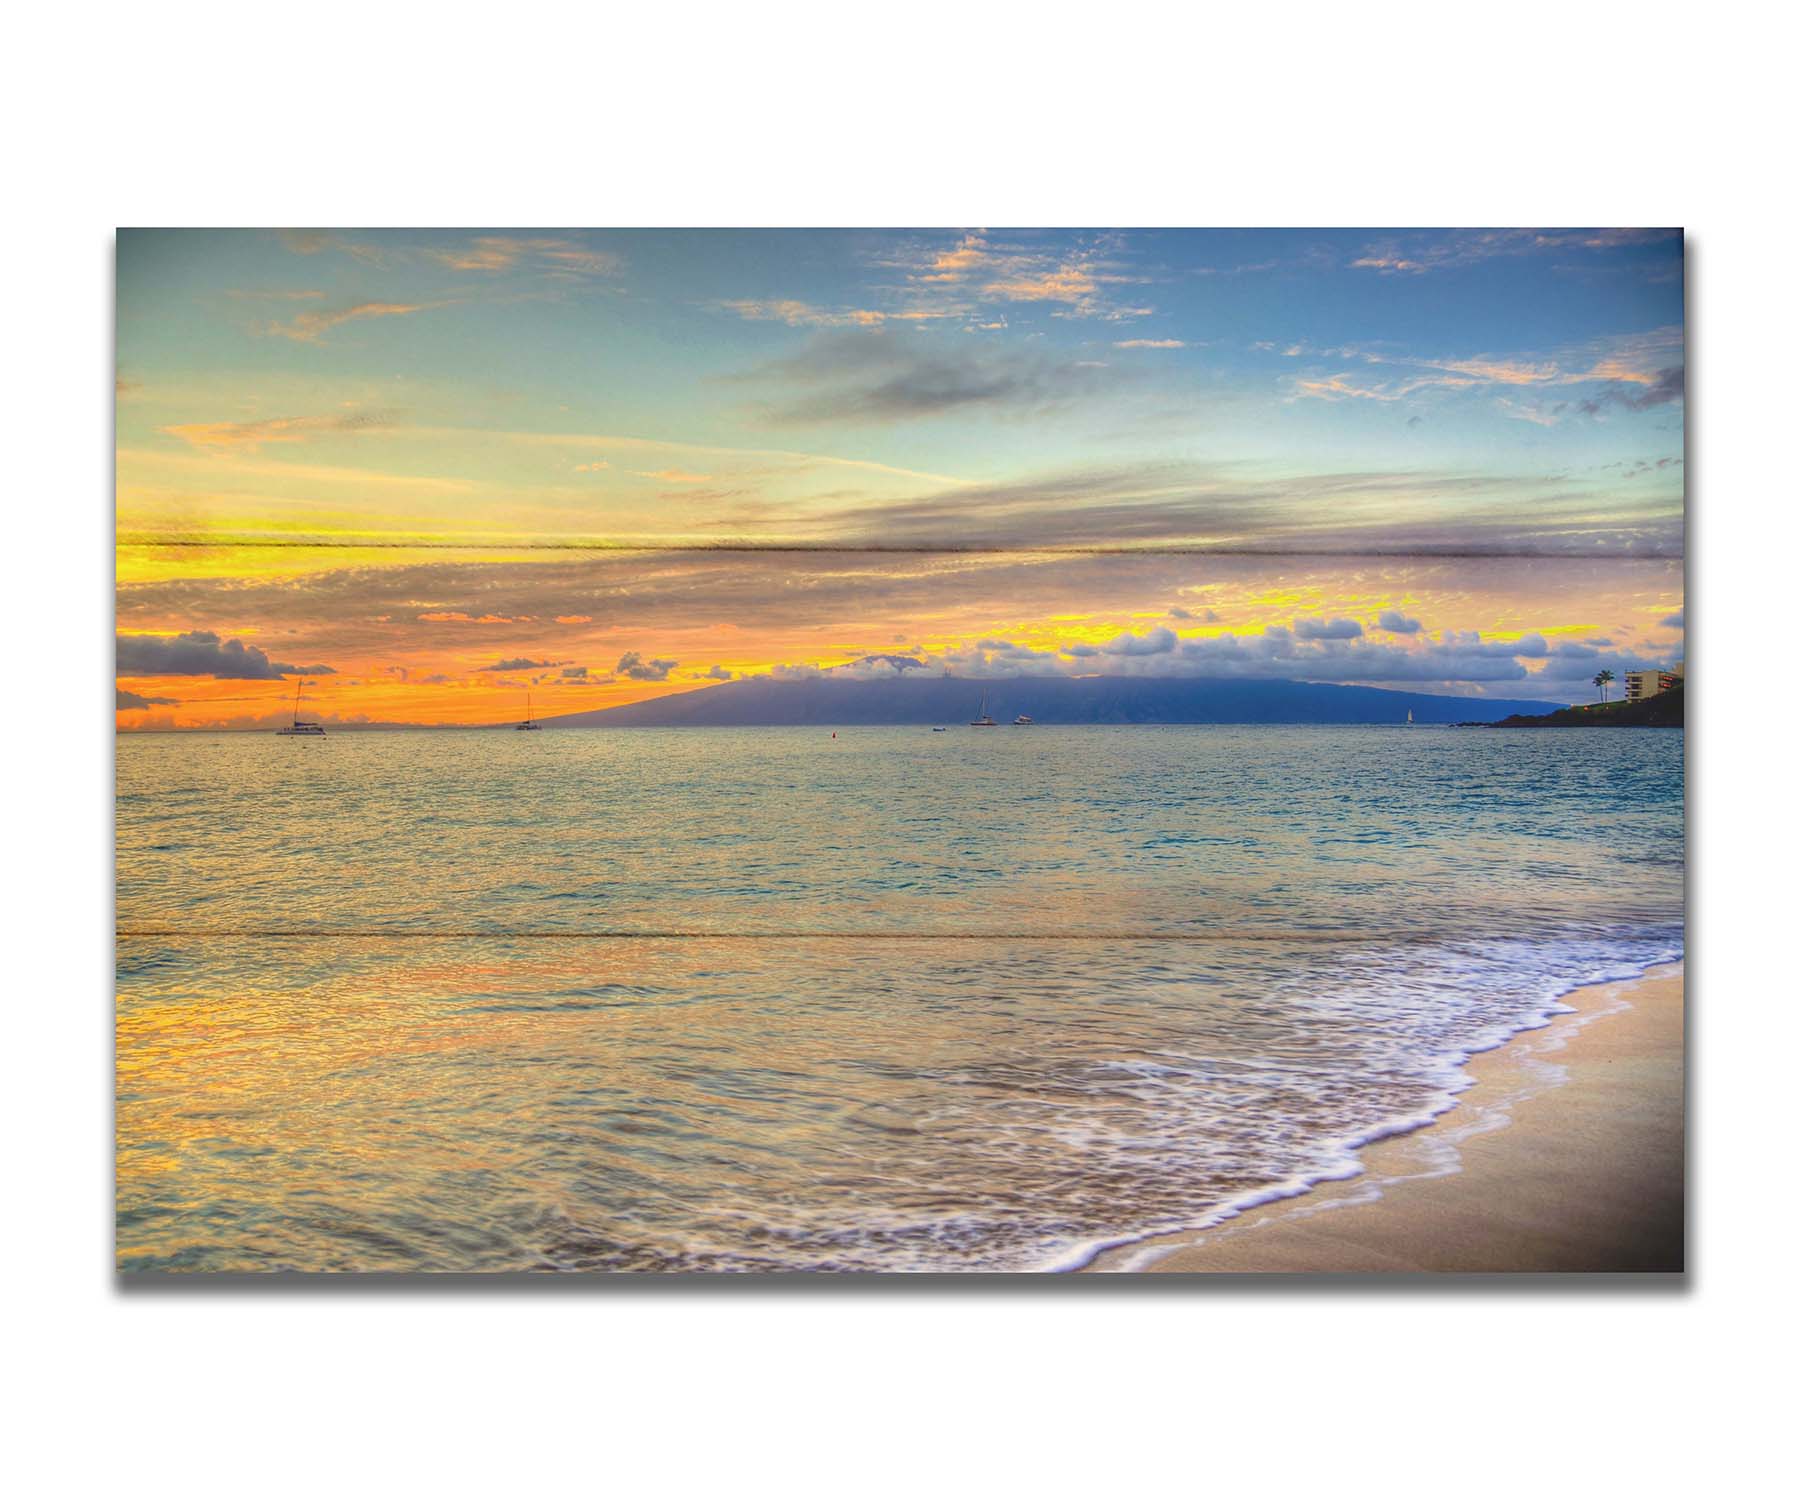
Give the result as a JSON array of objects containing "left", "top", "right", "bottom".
[
  {"left": 920, "top": 233, "right": 990, "bottom": 282},
  {"left": 264, "top": 301, "right": 431, "bottom": 343},
  {"left": 428, "top": 237, "right": 624, "bottom": 277},
  {"left": 985, "top": 266, "right": 1099, "bottom": 303},
  {"left": 160, "top": 410, "right": 398, "bottom": 452},
  {"left": 1293, "top": 375, "right": 1402, "bottom": 403},
  {"left": 720, "top": 300, "right": 939, "bottom": 328}
]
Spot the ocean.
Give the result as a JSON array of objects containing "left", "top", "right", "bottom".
[{"left": 116, "top": 724, "right": 1684, "bottom": 1272}]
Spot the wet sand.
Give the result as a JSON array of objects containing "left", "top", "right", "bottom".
[{"left": 1105, "top": 963, "right": 1685, "bottom": 1273}]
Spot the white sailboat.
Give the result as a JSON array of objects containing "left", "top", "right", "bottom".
[
  {"left": 969, "top": 690, "right": 996, "bottom": 727},
  {"left": 516, "top": 689, "right": 542, "bottom": 730},
  {"left": 1406, "top": 709, "right": 1414, "bottom": 726},
  {"left": 274, "top": 679, "right": 326, "bottom": 737}
]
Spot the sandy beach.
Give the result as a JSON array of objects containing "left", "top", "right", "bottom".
[{"left": 1099, "top": 962, "right": 1685, "bottom": 1273}]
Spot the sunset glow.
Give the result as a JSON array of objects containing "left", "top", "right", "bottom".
[{"left": 117, "top": 229, "right": 1684, "bottom": 729}]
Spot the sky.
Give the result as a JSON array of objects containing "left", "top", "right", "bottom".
[{"left": 116, "top": 228, "right": 1685, "bottom": 727}]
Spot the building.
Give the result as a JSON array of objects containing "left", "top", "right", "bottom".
[{"left": 1624, "top": 670, "right": 1678, "bottom": 702}]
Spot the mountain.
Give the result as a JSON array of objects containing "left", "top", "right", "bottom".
[{"left": 536, "top": 675, "right": 1571, "bottom": 728}]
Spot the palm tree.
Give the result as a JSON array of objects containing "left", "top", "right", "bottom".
[{"left": 1593, "top": 669, "right": 1615, "bottom": 704}]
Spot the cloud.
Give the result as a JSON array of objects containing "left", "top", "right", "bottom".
[
  {"left": 916, "top": 232, "right": 991, "bottom": 283},
  {"left": 842, "top": 654, "right": 931, "bottom": 678},
  {"left": 633, "top": 468, "right": 713, "bottom": 483},
  {"left": 427, "top": 236, "right": 623, "bottom": 277},
  {"left": 573, "top": 460, "right": 611, "bottom": 473},
  {"left": 1100, "top": 625, "right": 1177, "bottom": 656},
  {"left": 1573, "top": 365, "right": 1685, "bottom": 415},
  {"left": 763, "top": 654, "right": 932, "bottom": 682},
  {"left": 276, "top": 230, "right": 387, "bottom": 265},
  {"left": 119, "top": 549, "right": 1682, "bottom": 703},
  {"left": 480, "top": 657, "right": 561, "bottom": 672},
  {"left": 720, "top": 300, "right": 931, "bottom": 328},
  {"left": 738, "top": 328, "right": 1130, "bottom": 426},
  {"left": 160, "top": 409, "right": 400, "bottom": 452},
  {"left": 1621, "top": 457, "right": 1682, "bottom": 479},
  {"left": 1350, "top": 252, "right": 1427, "bottom": 274},
  {"left": 615, "top": 650, "right": 677, "bottom": 681},
  {"left": 724, "top": 232, "right": 1158, "bottom": 330},
  {"left": 700, "top": 665, "right": 735, "bottom": 681},
  {"left": 986, "top": 266, "right": 1102, "bottom": 304},
  {"left": 116, "top": 630, "right": 334, "bottom": 679},
  {"left": 555, "top": 614, "right": 593, "bottom": 625},
  {"left": 560, "top": 665, "right": 589, "bottom": 679},
  {"left": 1293, "top": 616, "right": 1364, "bottom": 641},
  {"left": 1660, "top": 609, "right": 1685, "bottom": 628},
  {"left": 881, "top": 231, "right": 1153, "bottom": 318},
  {"left": 1349, "top": 229, "right": 1679, "bottom": 276},
  {"left": 911, "top": 617, "right": 1678, "bottom": 695},
  {"left": 1293, "top": 374, "right": 1403, "bottom": 404},
  {"left": 807, "top": 452, "right": 1678, "bottom": 557},
  {"left": 973, "top": 640, "right": 1059, "bottom": 665},
  {"left": 975, "top": 240, "right": 1149, "bottom": 318},
  {"left": 1377, "top": 610, "right": 1423, "bottom": 634},
  {"left": 116, "top": 686, "right": 179, "bottom": 710},
  {"left": 263, "top": 302, "right": 433, "bottom": 343},
  {"left": 1287, "top": 327, "right": 1684, "bottom": 421},
  {"left": 226, "top": 288, "right": 327, "bottom": 303},
  {"left": 1114, "top": 339, "right": 1185, "bottom": 349}
]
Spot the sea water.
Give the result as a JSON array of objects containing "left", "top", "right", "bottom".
[{"left": 115, "top": 725, "right": 1684, "bottom": 1272}]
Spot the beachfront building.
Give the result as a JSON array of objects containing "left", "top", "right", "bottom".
[{"left": 1625, "top": 670, "right": 1679, "bottom": 702}]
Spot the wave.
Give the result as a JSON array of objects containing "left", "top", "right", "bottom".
[{"left": 1049, "top": 941, "right": 1683, "bottom": 1275}]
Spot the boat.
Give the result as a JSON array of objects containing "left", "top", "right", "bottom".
[
  {"left": 931, "top": 726, "right": 947, "bottom": 732},
  {"left": 274, "top": 680, "right": 326, "bottom": 737},
  {"left": 969, "top": 691, "right": 996, "bottom": 727},
  {"left": 516, "top": 689, "right": 542, "bottom": 731},
  {"left": 1406, "top": 709, "right": 1414, "bottom": 726},
  {"left": 1012, "top": 714, "right": 1034, "bottom": 725}
]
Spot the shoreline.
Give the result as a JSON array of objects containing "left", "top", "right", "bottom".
[{"left": 1089, "top": 961, "right": 1685, "bottom": 1273}]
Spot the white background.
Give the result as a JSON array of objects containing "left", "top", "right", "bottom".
[{"left": 6, "top": 3, "right": 1795, "bottom": 1494}]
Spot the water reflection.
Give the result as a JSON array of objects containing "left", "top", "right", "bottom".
[{"left": 117, "top": 727, "right": 1683, "bottom": 1271}]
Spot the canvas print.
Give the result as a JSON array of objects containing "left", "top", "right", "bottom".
[{"left": 115, "top": 228, "right": 1684, "bottom": 1274}]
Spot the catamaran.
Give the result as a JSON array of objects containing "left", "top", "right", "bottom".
[
  {"left": 1012, "top": 713, "right": 1034, "bottom": 725},
  {"left": 969, "top": 691, "right": 996, "bottom": 727},
  {"left": 516, "top": 690, "right": 542, "bottom": 730},
  {"left": 274, "top": 680, "right": 326, "bottom": 737}
]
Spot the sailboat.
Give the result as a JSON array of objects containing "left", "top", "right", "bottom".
[
  {"left": 1406, "top": 709, "right": 1414, "bottom": 726},
  {"left": 516, "top": 689, "right": 542, "bottom": 730},
  {"left": 969, "top": 690, "right": 996, "bottom": 727},
  {"left": 274, "top": 680, "right": 326, "bottom": 737}
]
